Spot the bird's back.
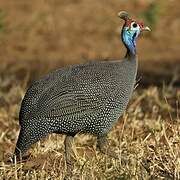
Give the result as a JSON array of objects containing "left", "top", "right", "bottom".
[{"left": 19, "top": 58, "right": 137, "bottom": 135}]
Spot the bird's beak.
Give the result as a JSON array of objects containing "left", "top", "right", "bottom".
[{"left": 142, "top": 26, "right": 151, "bottom": 31}]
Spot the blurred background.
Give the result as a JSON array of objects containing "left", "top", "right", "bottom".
[
  {"left": 0, "top": 0, "right": 179, "bottom": 86},
  {"left": 0, "top": 1, "right": 179, "bottom": 178}
]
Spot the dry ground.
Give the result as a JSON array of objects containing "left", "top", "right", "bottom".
[
  {"left": 0, "top": 0, "right": 180, "bottom": 179},
  {"left": 0, "top": 76, "right": 179, "bottom": 179}
]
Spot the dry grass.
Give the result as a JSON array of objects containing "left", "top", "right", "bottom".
[
  {"left": 0, "top": 0, "right": 180, "bottom": 179},
  {"left": 0, "top": 68, "right": 179, "bottom": 179}
]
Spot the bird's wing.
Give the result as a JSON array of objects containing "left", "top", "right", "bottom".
[
  {"left": 36, "top": 85, "right": 105, "bottom": 120},
  {"left": 22, "top": 62, "right": 118, "bottom": 121}
]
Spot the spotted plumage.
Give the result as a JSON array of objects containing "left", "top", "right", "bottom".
[{"left": 14, "top": 12, "right": 150, "bottom": 170}]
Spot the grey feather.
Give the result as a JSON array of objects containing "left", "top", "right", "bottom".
[{"left": 15, "top": 57, "right": 137, "bottom": 156}]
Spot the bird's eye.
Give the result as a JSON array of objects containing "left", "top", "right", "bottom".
[{"left": 132, "top": 23, "right": 137, "bottom": 28}]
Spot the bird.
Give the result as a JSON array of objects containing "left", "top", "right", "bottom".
[{"left": 14, "top": 11, "right": 150, "bottom": 174}]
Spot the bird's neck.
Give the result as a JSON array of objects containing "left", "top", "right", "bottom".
[{"left": 121, "top": 27, "right": 137, "bottom": 60}]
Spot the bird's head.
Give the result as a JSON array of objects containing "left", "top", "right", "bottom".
[{"left": 118, "top": 11, "right": 150, "bottom": 56}]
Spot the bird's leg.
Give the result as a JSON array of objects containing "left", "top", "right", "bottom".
[
  {"left": 13, "top": 129, "right": 31, "bottom": 162},
  {"left": 64, "top": 135, "right": 75, "bottom": 178},
  {"left": 97, "top": 135, "right": 119, "bottom": 159}
]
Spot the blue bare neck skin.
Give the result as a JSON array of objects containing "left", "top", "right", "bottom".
[{"left": 121, "top": 26, "right": 138, "bottom": 59}]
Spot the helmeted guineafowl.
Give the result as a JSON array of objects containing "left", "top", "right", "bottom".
[{"left": 14, "top": 11, "right": 150, "bottom": 172}]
